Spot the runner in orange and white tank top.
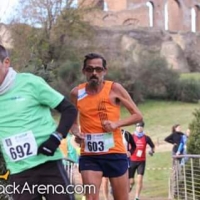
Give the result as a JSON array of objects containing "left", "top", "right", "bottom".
[
  {"left": 78, "top": 81, "right": 126, "bottom": 155},
  {"left": 70, "top": 53, "right": 143, "bottom": 200}
]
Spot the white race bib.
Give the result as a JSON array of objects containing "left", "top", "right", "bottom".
[
  {"left": 84, "top": 133, "right": 114, "bottom": 153},
  {"left": 136, "top": 150, "right": 143, "bottom": 157},
  {"left": 2, "top": 131, "right": 38, "bottom": 161}
]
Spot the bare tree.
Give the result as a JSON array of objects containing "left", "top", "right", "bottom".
[{"left": 9, "top": 0, "right": 94, "bottom": 71}]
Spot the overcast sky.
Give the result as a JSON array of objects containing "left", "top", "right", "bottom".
[{"left": 0, "top": 0, "right": 19, "bottom": 23}]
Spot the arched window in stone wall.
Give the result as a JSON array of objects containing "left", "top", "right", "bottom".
[
  {"left": 191, "top": 5, "right": 200, "bottom": 32},
  {"left": 103, "top": 0, "right": 109, "bottom": 11},
  {"left": 166, "top": 0, "right": 183, "bottom": 31},
  {"left": 146, "top": 1, "right": 154, "bottom": 27},
  {"left": 164, "top": 2, "right": 169, "bottom": 30},
  {"left": 191, "top": 7, "right": 196, "bottom": 32}
]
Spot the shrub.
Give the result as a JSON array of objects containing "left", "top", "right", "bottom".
[
  {"left": 106, "top": 54, "right": 181, "bottom": 103},
  {"left": 166, "top": 79, "right": 200, "bottom": 103},
  {"left": 165, "top": 81, "right": 180, "bottom": 101},
  {"left": 177, "top": 79, "right": 200, "bottom": 103},
  {"left": 187, "top": 109, "right": 200, "bottom": 154},
  {"left": 186, "top": 53, "right": 200, "bottom": 72},
  {"left": 136, "top": 56, "right": 179, "bottom": 99},
  {"left": 51, "top": 60, "right": 83, "bottom": 97},
  {"left": 180, "top": 111, "right": 200, "bottom": 199}
]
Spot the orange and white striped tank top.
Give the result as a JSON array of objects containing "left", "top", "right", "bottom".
[{"left": 77, "top": 81, "right": 126, "bottom": 155}]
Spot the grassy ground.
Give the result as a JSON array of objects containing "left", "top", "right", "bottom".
[
  {"left": 121, "top": 100, "right": 200, "bottom": 142},
  {"left": 120, "top": 99, "right": 200, "bottom": 199},
  {"left": 141, "top": 152, "right": 172, "bottom": 198},
  {"left": 180, "top": 72, "right": 200, "bottom": 80}
]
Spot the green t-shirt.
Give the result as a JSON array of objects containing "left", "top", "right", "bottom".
[{"left": 0, "top": 73, "right": 64, "bottom": 174}]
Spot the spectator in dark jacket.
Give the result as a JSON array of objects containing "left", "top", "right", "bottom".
[{"left": 164, "top": 124, "right": 184, "bottom": 155}]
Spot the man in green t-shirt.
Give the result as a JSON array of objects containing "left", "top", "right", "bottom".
[{"left": 0, "top": 45, "right": 77, "bottom": 200}]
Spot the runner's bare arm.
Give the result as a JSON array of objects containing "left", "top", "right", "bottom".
[{"left": 108, "top": 82, "right": 143, "bottom": 128}]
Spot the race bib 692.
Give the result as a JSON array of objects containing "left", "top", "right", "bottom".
[{"left": 2, "top": 131, "right": 38, "bottom": 161}]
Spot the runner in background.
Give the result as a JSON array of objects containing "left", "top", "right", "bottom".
[{"left": 129, "top": 121, "right": 155, "bottom": 200}]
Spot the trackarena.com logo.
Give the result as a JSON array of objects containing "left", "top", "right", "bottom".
[{"left": 0, "top": 183, "right": 96, "bottom": 195}]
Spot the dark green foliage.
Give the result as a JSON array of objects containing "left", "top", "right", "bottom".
[
  {"left": 187, "top": 109, "right": 200, "bottom": 154},
  {"left": 51, "top": 60, "right": 83, "bottom": 96},
  {"left": 187, "top": 53, "right": 200, "bottom": 72},
  {"left": 180, "top": 109, "right": 200, "bottom": 198},
  {"left": 135, "top": 56, "right": 179, "bottom": 100},
  {"left": 165, "top": 81, "right": 180, "bottom": 101},
  {"left": 177, "top": 79, "right": 200, "bottom": 103},
  {"left": 166, "top": 79, "right": 200, "bottom": 103},
  {"left": 108, "top": 54, "right": 180, "bottom": 103}
]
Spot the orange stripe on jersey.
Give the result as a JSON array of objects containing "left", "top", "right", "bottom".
[{"left": 77, "top": 81, "right": 126, "bottom": 155}]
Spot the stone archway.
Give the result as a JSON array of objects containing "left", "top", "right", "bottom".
[
  {"left": 191, "top": 7, "right": 196, "bottom": 32},
  {"left": 103, "top": 13, "right": 118, "bottom": 24},
  {"left": 146, "top": 1, "right": 154, "bottom": 27},
  {"left": 123, "top": 18, "right": 139, "bottom": 26},
  {"left": 193, "top": 5, "right": 200, "bottom": 32},
  {"left": 167, "top": 0, "right": 183, "bottom": 31}
]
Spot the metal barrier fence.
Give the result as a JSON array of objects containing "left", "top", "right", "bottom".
[
  {"left": 62, "top": 158, "right": 79, "bottom": 185},
  {"left": 169, "top": 155, "right": 200, "bottom": 200}
]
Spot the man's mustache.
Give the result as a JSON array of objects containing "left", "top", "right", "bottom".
[{"left": 90, "top": 76, "right": 98, "bottom": 80}]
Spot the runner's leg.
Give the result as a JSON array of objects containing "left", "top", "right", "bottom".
[
  {"left": 109, "top": 170, "right": 129, "bottom": 200},
  {"left": 81, "top": 170, "right": 102, "bottom": 200}
]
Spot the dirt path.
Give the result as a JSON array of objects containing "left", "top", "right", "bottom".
[{"left": 155, "top": 143, "right": 172, "bottom": 152}]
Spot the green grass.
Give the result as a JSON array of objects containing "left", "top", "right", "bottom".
[
  {"left": 120, "top": 99, "right": 200, "bottom": 198},
  {"left": 180, "top": 72, "right": 200, "bottom": 80},
  {"left": 121, "top": 100, "right": 200, "bottom": 142},
  {"left": 142, "top": 152, "right": 172, "bottom": 198}
]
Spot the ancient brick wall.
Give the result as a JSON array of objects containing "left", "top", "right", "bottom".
[{"left": 80, "top": 0, "right": 200, "bottom": 32}]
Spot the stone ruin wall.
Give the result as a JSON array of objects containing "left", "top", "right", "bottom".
[{"left": 80, "top": 0, "right": 200, "bottom": 32}]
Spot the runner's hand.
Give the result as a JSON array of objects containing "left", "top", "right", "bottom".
[
  {"left": 71, "top": 125, "right": 84, "bottom": 144},
  {"left": 102, "top": 120, "right": 118, "bottom": 132},
  {"left": 127, "top": 151, "right": 131, "bottom": 157},
  {"left": 148, "top": 149, "right": 154, "bottom": 156},
  {"left": 74, "top": 133, "right": 84, "bottom": 144},
  {"left": 38, "top": 133, "right": 61, "bottom": 156}
]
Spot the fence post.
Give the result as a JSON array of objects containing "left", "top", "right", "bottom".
[
  {"left": 191, "top": 158, "right": 195, "bottom": 200},
  {"left": 183, "top": 162, "right": 187, "bottom": 200},
  {"left": 168, "top": 176, "right": 172, "bottom": 200}
]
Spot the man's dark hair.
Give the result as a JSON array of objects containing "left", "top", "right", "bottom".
[
  {"left": 83, "top": 53, "right": 107, "bottom": 69},
  {"left": 0, "top": 45, "right": 9, "bottom": 63}
]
